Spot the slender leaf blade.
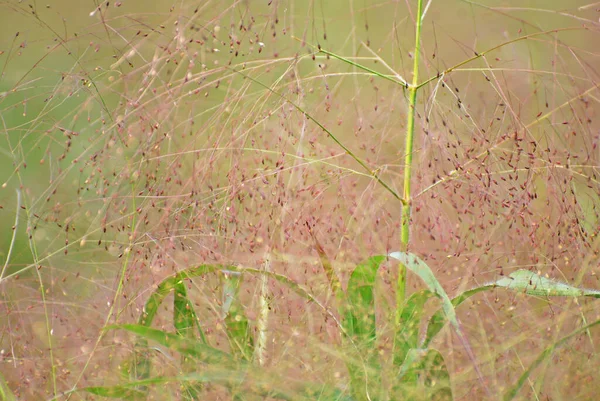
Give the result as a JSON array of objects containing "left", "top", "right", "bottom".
[
  {"left": 425, "top": 269, "right": 600, "bottom": 346},
  {"left": 342, "top": 255, "right": 386, "bottom": 401},
  {"left": 504, "top": 318, "right": 600, "bottom": 401},
  {"left": 388, "top": 252, "right": 458, "bottom": 330},
  {"left": 222, "top": 272, "right": 254, "bottom": 362},
  {"left": 110, "top": 324, "right": 236, "bottom": 367},
  {"left": 394, "top": 290, "right": 435, "bottom": 366},
  {"left": 490, "top": 269, "right": 600, "bottom": 298},
  {"left": 424, "top": 286, "right": 490, "bottom": 347},
  {"left": 173, "top": 279, "right": 203, "bottom": 400}
]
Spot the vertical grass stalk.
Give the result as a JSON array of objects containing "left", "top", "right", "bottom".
[
  {"left": 254, "top": 250, "right": 271, "bottom": 366},
  {"left": 396, "top": 0, "right": 425, "bottom": 326}
]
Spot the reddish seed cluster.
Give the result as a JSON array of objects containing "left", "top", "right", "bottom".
[{"left": 0, "top": 1, "right": 598, "bottom": 400}]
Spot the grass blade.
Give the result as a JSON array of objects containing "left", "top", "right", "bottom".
[
  {"left": 424, "top": 286, "right": 490, "bottom": 347},
  {"left": 388, "top": 253, "right": 459, "bottom": 330},
  {"left": 0, "top": 370, "right": 16, "bottom": 401},
  {"left": 173, "top": 279, "right": 204, "bottom": 400},
  {"left": 342, "top": 255, "right": 386, "bottom": 401},
  {"left": 222, "top": 272, "right": 254, "bottom": 362},
  {"left": 503, "top": 318, "right": 600, "bottom": 401},
  {"left": 174, "top": 279, "right": 204, "bottom": 341},
  {"left": 394, "top": 290, "right": 435, "bottom": 366},
  {"left": 393, "top": 348, "right": 452, "bottom": 401},
  {"left": 128, "top": 264, "right": 223, "bottom": 385},
  {"left": 110, "top": 324, "right": 237, "bottom": 367},
  {"left": 490, "top": 269, "right": 600, "bottom": 298},
  {"left": 388, "top": 251, "right": 489, "bottom": 395},
  {"left": 426, "top": 269, "right": 600, "bottom": 347}
]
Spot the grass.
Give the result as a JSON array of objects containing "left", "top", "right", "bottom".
[{"left": 1, "top": 1, "right": 600, "bottom": 400}]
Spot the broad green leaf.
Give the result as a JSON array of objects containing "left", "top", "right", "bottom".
[
  {"left": 222, "top": 272, "right": 254, "bottom": 362},
  {"left": 139, "top": 265, "right": 223, "bottom": 328},
  {"left": 394, "top": 290, "right": 435, "bottom": 366},
  {"left": 388, "top": 252, "right": 487, "bottom": 393},
  {"left": 420, "top": 349, "right": 452, "bottom": 400},
  {"left": 124, "top": 263, "right": 341, "bottom": 400},
  {"left": 344, "top": 256, "right": 384, "bottom": 342},
  {"left": 342, "top": 255, "right": 386, "bottom": 401},
  {"left": 174, "top": 279, "right": 205, "bottom": 341},
  {"left": 129, "top": 264, "right": 334, "bottom": 381},
  {"left": 388, "top": 253, "right": 459, "bottom": 331}
]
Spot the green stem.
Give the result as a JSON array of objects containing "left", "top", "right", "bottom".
[{"left": 396, "top": 0, "right": 424, "bottom": 326}]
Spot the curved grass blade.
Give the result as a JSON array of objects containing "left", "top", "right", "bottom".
[
  {"left": 504, "top": 317, "right": 600, "bottom": 401},
  {"left": 127, "top": 264, "right": 340, "bottom": 381},
  {"left": 392, "top": 292, "right": 450, "bottom": 400},
  {"left": 394, "top": 290, "right": 435, "bottom": 366},
  {"left": 425, "top": 269, "right": 600, "bottom": 347},
  {"left": 420, "top": 348, "right": 452, "bottom": 401},
  {"left": 491, "top": 269, "right": 600, "bottom": 298},
  {"left": 393, "top": 348, "right": 452, "bottom": 401},
  {"left": 221, "top": 272, "right": 254, "bottom": 362},
  {"left": 173, "top": 279, "right": 203, "bottom": 400},
  {"left": 344, "top": 256, "right": 384, "bottom": 341},
  {"left": 111, "top": 324, "right": 237, "bottom": 367},
  {"left": 343, "top": 255, "right": 385, "bottom": 401},
  {"left": 174, "top": 279, "right": 204, "bottom": 341},
  {"left": 81, "top": 369, "right": 352, "bottom": 401},
  {"left": 388, "top": 253, "right": 458, "bottom": 329},
  {"left": 424, "top": 286, "right": 490, "bottom": 347},
  {"left": 128, "top": 264, "right": 223, "bottom": 387},
  {"left": 0, "top": 370, "right": 16, "bottom": 401},
  {"left": 388, "top": 251, "right": 489, "bottom": 395}
]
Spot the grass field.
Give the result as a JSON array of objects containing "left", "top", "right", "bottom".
[{"left": 1, "top": 1, "right": 600, "bottom": 400}]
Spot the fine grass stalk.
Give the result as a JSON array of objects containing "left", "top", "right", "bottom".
[{"left": 397, "top": 0, "right": 425, "bottom": 327}]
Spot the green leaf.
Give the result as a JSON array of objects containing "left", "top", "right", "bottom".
[
  {"left": 124, "top": 263, "right": 341, "bottom": 399},
  {"left": 394, "top": 290, "right": 435, "bottom": 366},
  {"left": 222, "top": 272, "right": 254, "bottom": 362},
  {"left": 425, "top": 269, "right": 600, "bottom": 347},
  {"left": 342, "top": 255, "right": 386, "bottom": 401},
  {"left": 174, "top": 278, "right": 205, "bottom": 341},
  {"left": 0, "top": 370, "right": 17, "bottom": 401},
  {"left": 393, "top": 348, "right": 452, "bottom": 401},
  {"left": 424, "top": 286, "right": 489, "bottom": 347},
  {"left": 83, "top": 386, "right": 145, "bottom": 399},
  {"left": 129, "top": 264, "right": 223, "bottom": 384},
  {"left": 344, "top": 256, "right": 383, "bottom": 343},
  {"left": 388, "top": 253, "right": 459, "bottom": 332},
  {"left": 109, "top": 324, "right": 237, "bottom": 367},
  {"left": 490, "top": 269, "right": 600, "bottom": 298},
  {"left": 173, "top": 281, "right": 203, "bottom": 401},
  {"left": 388, "top": 252, "right": 487, "bottom": 394}
]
